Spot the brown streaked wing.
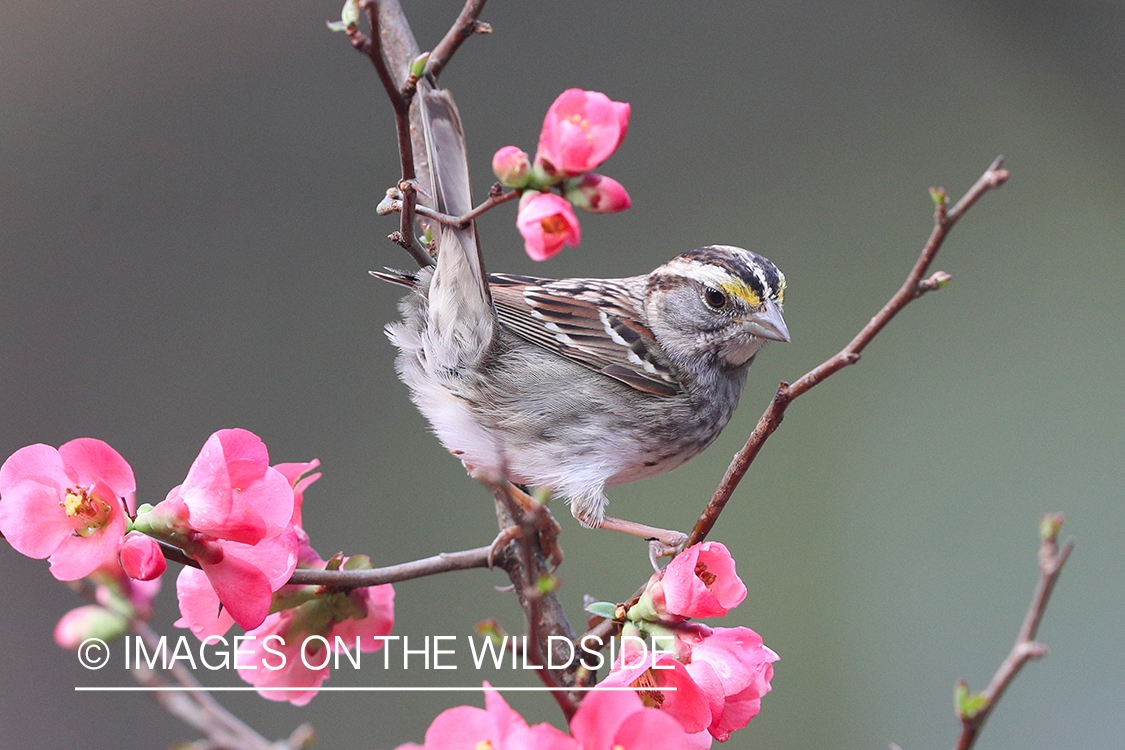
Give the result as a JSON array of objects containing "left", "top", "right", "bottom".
[{"left": 488, "top": 273, "right": 681, "bottom": 397}]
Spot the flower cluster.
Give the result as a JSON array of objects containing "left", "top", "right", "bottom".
[
  {"left": 597, "top": 542, "right": 778, "bottom": 745},
  {"left": 397, "top": 542, "right": 774, "bottom": 749},
  {"left": 394, "top": 682, "right": 696, "bottom": 750},
  {"left": 130, "top": 429, "right": 302, "bottom": 632},
  {"left": 492, "top": 89, "right": 632, "bottom": 260},
  {"left": 0, "top": 430, "right": 395, "bottom": 704}
]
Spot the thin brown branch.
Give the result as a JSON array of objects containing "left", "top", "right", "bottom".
[
  {"left": 688, "top": 157, "right": 1010, "bottom": 545},
  {"left": 377, "top": 187, "right": 519, "bottom": 227},
  {"left": 353, "top": 0, "right": 491, "bottom": 266},
  {"left": 156, "top": 537, "right": 490, "bottom": 588},
  {"left": 424, "top": 0, "right": 491, "bottom": 82},
  {"left": 356, "top": 1, "right": 430, "bottom": 265},
  {"left": 581, "top": 158, "right": 1011, "bottom": 647},
  {"left": 129, "top": 621, "right": 308, "bottom": 750},
  {"left": 487, "top": 478, "right": 580, "bottom": 720},
  {"left": 287, "top": 545, "right": 491, "bottom": 587},
  {"left": 954, "top": 513, "right": 1074, "bottom": 750}
]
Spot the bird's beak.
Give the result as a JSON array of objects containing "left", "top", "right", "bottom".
[{"left": 742, "top": 298, "right": 790, "bottom": 342}]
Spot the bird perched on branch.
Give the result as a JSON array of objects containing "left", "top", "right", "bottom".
[{"left": 375, "top": 88, "right": 789, "bottom": 553}]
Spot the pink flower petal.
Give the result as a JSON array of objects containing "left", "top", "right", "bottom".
[
  {"left": 0, "top": 443, "right": 72, "bottom": 493},
  {"left": 201, "top": 553, "right": 273, "bottom": 631},
  {"left": 421, "top": 705, "right": 494, "bottom": 749},
  {"left": 570, "top": 690, "right": 692, "bottom": 750},
  {"left": 174, "top": 566, "right": 236, "bottom": 640},
  {"left": 58, "top": 438, "right": 137, "bottom": 503},
  {"left": 0, "top": 478, "right": 74, "bottom": 558},
  {"left": 47, "top": 503, "right": 127, "bottom": 580},
  {"left": 177, "top": 430, "right": 294, "bottom": 544},
  {"left": 272, "top": 459, "right": 321, "bottom": 528}
]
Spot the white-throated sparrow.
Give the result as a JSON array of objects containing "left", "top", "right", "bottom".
[{"left": 375, "top": 90, "right": 789, "bottom": 547}]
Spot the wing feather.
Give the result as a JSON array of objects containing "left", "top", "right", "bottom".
[{"left": 489, "top": 273, "right": 681, "bottom": 396}]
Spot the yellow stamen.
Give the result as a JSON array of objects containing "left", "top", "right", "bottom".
[
  {"left": 62, "top": 491, "right": 86, "bottom": 516},
  {"left": 60, "top": 487, "right": 111, "bottom": 536}
]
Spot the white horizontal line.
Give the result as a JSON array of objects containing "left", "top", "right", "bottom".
[{"left": 74, "top": 686, "right": 673, "bottom": 692}]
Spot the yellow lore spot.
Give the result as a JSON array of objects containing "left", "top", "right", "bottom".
[{"left": 721, "top": 279, "right": 761, "bottom": 309}]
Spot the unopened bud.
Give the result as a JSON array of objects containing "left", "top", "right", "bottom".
[
  {"left": 491, "top": 146, "right": 531, "bottom": 189},
  {"left": 563, "top": 173, "right": 631, "bottom": 214}
]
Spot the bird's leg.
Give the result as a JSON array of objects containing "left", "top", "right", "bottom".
[
  {"left": 466, "top": 462, "right": 563, "bottom": 571},
  {"left": 487, "top": 482, "right": 563, "bottom": 571},
  {"left": 598, "top": 516, "right": 688, "bottom": 562}
]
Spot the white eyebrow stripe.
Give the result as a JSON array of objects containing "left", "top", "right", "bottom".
[{"left": 658, "top": 259, "right": 737, "bottom": 288}]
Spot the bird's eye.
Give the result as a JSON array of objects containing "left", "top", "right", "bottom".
[{"left": 703, "top": 287, "right": 728, "bottom": 310}]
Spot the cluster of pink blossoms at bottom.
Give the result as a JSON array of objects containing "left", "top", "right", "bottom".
[
  {"left": 1, "top": 432, "right": 772, "bottom": 740},
  {"left": 0, "top": 429, "right": 396, "bottom": 705},
  {"left": 397, "top": 542, "right": 776, "bottom": 749},
  {"left": 394, "top": 683, "right": 697, "bottom": 750},
  {"left": 599, "top": 541, "right": 778, "bottom": 744}
]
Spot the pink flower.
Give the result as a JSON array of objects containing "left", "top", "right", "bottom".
[
  {"left": 517, "top": 192, "right": 582, "bottom": 260},
  {"left": 641, "top": 541, "right": 747, "bottom": 621},
  {"left": 136, "top": 429, "right": 298, "bottom": 632},
  {"left": 598, "top": 652, "right": 712, "bottom": 735},
  {"left": 395, "top": 684, "right": 575, "bottom": 750},
  {"left": 173, "top": 428, "right": 294, "bottom": 545},
  {"left": 0, "top": 439, "right": 135, "bottom": 580},
  {"left": 119, "top": 531, "right": 166, "bottom": 581},
  {"left": 563, "top": 173, "right": 631, "bottom": 214},
  {"left": 675, "top": 624, "right": 778, "bottom": 741},
  {"left": 172, "top": 526, "right": 299, "bottom": 635},
  {"left": 272, "top": 458, "right": 321, "bottom": 528},
  {"left": 492, "top": 146, "right": 531, "bottom": 188},
  {"left": 569, "top": 689, "right": 701, "bottom": 750},
  {"left": 535, "top": 89, "right": 630, "bottom": 178}
]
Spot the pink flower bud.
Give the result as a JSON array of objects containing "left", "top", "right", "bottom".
[
  {"left": 119, "top": 531, "right": 166, "bottom": 581},
  {"left": 534, "top": 89, "right": 630, "bottom": 178},
  {"left": 491, "top": 146, "right": 531, "bottom": 188},
  {"left": 563, "top": 173, "right": 631, "bottom": 214},
  {"left": 516, "top": 192, "right": 581, "bottom": 261}
]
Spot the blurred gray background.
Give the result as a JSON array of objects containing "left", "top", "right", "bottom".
[{"left": 2, "top": 1, "right": 1122, "bottom": 748}]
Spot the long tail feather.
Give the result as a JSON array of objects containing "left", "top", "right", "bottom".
[{"left": 419, "top": 89, "right": 492, "bottom": 307}]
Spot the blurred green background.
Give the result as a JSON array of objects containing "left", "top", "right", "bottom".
[{"left": 2, "top": 1, "right": 1122, "bottom": 748}]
